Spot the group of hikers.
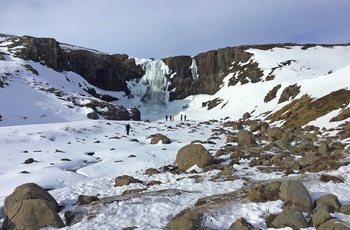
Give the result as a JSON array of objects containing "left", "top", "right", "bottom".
[
  {"left": 125, "top": 114, "right": 187, "bottom": 135},
  {"left": 165, "top": 114, "right": 186, "bottom": 122}
]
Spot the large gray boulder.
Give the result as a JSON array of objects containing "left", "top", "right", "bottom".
[
  {"left": 3, "top": 199, "right": 65, "bottom": 230},
  {"left": 279, "top": 180, "right": 313, "bottom": 213},
  {"left": 3, "top": 183, "right": 64, "bottom": 230},
  {"left": 176, "top": 144, "right": 214, "bottom": 170},
  {"left": 271, "top": 207, "right": 309, "bottom": 229},
  {"left": 236, "top": 130, "right": 256, "bottom": 147},
  {"left": 315, "top": 194, "right": 342, "bottom": 211}
]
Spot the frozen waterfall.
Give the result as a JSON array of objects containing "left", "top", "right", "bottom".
[
  {"left": 189, "top": 58, "right": 199, "bottom": 80},
  {"left": 130, "top": 59, "right": 171, "bottom": 112}
]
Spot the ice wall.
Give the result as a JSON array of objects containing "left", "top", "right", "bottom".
[{"left": 130, "top": 59, "right": 171, "bottom": 112}]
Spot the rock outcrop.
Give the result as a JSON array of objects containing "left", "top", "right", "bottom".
[
  {"left": 3, "top": 183, "right": 64, "bottom": 230},
  {"left": 11, "top": 36, "right": 144, "bottom": 94}
]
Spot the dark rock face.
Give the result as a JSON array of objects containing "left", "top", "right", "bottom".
[
  {"left": 163, "top": 46, "right": 254, "bottom": 101},
  {"left": 14, "top": 36, "right": 144, "bottom": 94}
]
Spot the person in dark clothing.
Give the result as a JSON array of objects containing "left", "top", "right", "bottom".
[
  {"left": 126, "top": 124, "right": 131, "bottom": 135},
  {"left": 166, "top": 115, "right": 168, "bottom": 121},
  {"left": 180, "top": 114, "right": 183, "bottom": 121},
  {"left": 184, "top": 115, "right": 187, "bottom": 121}
]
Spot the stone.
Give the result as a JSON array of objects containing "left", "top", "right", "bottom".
[
  {"left": 311, "top": 205, "right": 332, "bottom": 227},
  {"left": 150, "top": 133, "right": 171, "bottom": 144},
  {"left": 3, "top": 199, "right": 65, "bottom": 230},
  {"left": 236, "top": 129, "right": 256, "bottom": 147},
  {"left": 271, "top": 207, "right": 309, "bottom": 229},
  {"left": 318, "top": 219, "right": 350, "bottom": 230},
  {"left": 176, "top": 144, "right": 214, "bottom": 170},
  {"left": 114, "top": 175, "right": 143, "bottom": 187},
  {"left": 279, "top": 180, "right": 313, "bottom": 213},
  {"left": 228, "top": 217, "right": 254, "bottom": 230},
  {"left": 78, "top": 195, "right": 99, "bottom": 206},
  {"left": 315, "top": 194, "right": 342, "bottom": 211},
  {"left": 266, "top": 127, "right": 284, "bottom": 141},
  {"left": 340, "top": 204, "right": 350, "bottom": 215},
  {"left": 164, "top": 210, "right": 202, "bottom": 230},
  {"left": 4, "top": 183, "right": 59, "bottom": 220}
]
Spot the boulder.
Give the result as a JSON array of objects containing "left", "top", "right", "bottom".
[
  {"left": 150, "top": 133, "right": 171, "bottom": 144},
  {"left": 236, "top": 130, "right": 256, "bottom": 147},
  {"left": 114, "top": 175, "right": 143, "bottom": 187},
  {"left": 271, "top": 207, "right": 309, "bottom": 229},
  {"left": 340, "top": 204, "right": 350, "bottom": 215},
  {"left": 310, "top": 205, "right": 332, "bottom": 227},
  {"left": 78, "top": 195, "right": 99, "bottom": 206},
  {"left": 318, "top": 219, "right": 350, "bottom": 230},
  {"left": 3, "top": 199, "right": 65, "bottom": 230},
  {"left": 4, "top": 183, "right": 59, "bottom": 218},
  {"left": 315, "top": 194, "right": 342, "bottom": 211},
  {"left": 228, "top": 217, "right": 254, "bottom": 230},
  {"left": 176, "top": 144, "right": 214, "bottom": 170},
  {"left": 3, "top": 183, "right": 64, "bottom": 230},
  {"left": 129, "top": 107, "right": 141, "bottom": 121},
  {"left": 164, "top": 210, "right": 202, "bottom": 230},
  {"left": 279, "top": 180, "right": 313, "bottom": 213},
  {"left": 266, "top": 127, "right": 284, "bottom": 141}
]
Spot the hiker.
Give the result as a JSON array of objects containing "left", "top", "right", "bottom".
[
  {"left": 166, "top": 115, "right": 168, "bottom": 121},
  {"left": 184, "top": 115, "right": 187, "bottom": 121},
  {"left": 126, "top": 123, "right": 131, "bottom": 135},
  {"left": 180, "top": 114, "right": 183, "bottom": 121},
  {"left": 170, "top": 115, "right": 172, "bottom": 121}
]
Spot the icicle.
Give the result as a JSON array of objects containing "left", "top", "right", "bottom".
[{"left": 189, "top": 58, "right": 199, "bottom": 80}]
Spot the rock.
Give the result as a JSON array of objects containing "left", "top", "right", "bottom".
[
  {"left": 315, "top": 194, "right": 342, "bottom": 211},
  {"left": 271, "top": 207, "right": 309, "bottom": 229},
  {"left": 64, "top": 207, "right": 89, "bottom": 226},
  {"left": 150, "top": 133, "right": 171, "bottom": 144},
  {"left": 247, "top": 181, "right": 281, "bottom": 202},
  {"left": 278, "top": 84, "right": 301, "bottom": 104},
  {"left": 279, "top": 180, "right": 313, "bottom": 213},
  {"left": 164, "top": 210, "right": 202, "bottom": 230},
  {"left": 87, "top": 111, "right": 98, "bottom": 119},
  {"left": 78, "top": 195, "right": 99, "bottom": 206},
  {"left": 249, "top": 120, "right": 261, "bottom": 132},
  {"left": 223, "top": 121, "right": 243, "bottom": 130},
  {"left": 236, "top": 130, "right": 256, "bottom": 147},
  {"left": 242, "top": 112, "right": 251, "bottom": 120},
  {"left": 228, "top": 217, "right": 255, "bottom": 230},
  {"left": 310, "top": 205, "right": 332, "bottom": 227},
  {"left": 3, "top": 199, "right": 65, "bottom": 230},
  {"left": 129, "top": 107, "right": 141, "bottom": 121},
  {"left": 145, "top": 168, "right": 160, "bottom": 175},
  {"left": 3, "top": 183, "right": 63, "bottom": 230},
  {"left": 176, "top": 144, "right": 214, "bottom": 170},
  {"left": 24, "top": 158, "right": 35, "bottom": 164},
  {"left": 114, "top": 175, "right": 143, "bottom": 187},
  {"left": 340, "top": 204, "right": 350, "bottom": 215},
  {"left": 299, "top": 140, "right": 315, "bottom": 150},
  {"left": 266, "top": 127, "right": 284, "bottom": 141},
  {"left": 226, "top": 135, "right": 236, "bottom": 143},
  {"left": 318, "top": 142, "right": 330, "bottom": 154},
  {"left": 318, "top": 219, "right": 350, "bottom": 230}
]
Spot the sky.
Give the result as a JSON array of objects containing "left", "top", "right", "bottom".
[{"left": 0, "top": 0, "right": 350, "bottom": 59}]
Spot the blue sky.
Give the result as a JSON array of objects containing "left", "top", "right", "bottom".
[{"left": 1, "top": 0, "right": 349, "bottom": 58}]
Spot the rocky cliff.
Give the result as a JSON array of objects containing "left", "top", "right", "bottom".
[
  {"left": 9, "top": 36, "right": 144, "bottom": 95},
  {"left": 7, "top": 35, "right": 273, "bottom": 101}
]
